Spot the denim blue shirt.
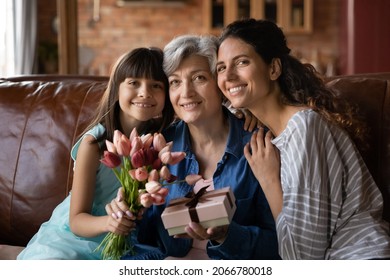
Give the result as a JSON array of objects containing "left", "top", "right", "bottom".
[{"left": 131, "top": 109, "right": 279, "bottom": 260}]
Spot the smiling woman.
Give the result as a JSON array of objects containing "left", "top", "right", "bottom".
[{"left": 216, "top": 18, "right": 390, "bottom": 260}]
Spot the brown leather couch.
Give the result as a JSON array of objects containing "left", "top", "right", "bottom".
[{"left": 0, "top": 73, "right": 389, "bottom": 250}]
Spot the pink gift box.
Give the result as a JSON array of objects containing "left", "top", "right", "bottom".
[{"left": 161, "top": 187, "right": 236, "bottom": 236}]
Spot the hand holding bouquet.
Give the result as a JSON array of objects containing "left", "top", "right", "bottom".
[{"left": 96, "top": 128, "right": 188, "bottom": 259}]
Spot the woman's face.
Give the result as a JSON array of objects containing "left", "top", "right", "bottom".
[
  {"left": 118, "top": 77, "right": 165, "bottom": 123},
  {"left": 168, "top": 54, "right": 222, "bottom": 125},
  {"left": 217, "top": 37, "right": 274, "bottom": 111}
]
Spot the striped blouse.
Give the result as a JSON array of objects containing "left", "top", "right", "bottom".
[{"left": 272, "top": 109, "right": 390, "bottom": 259}]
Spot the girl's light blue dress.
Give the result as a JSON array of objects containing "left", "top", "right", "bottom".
[{"left": 17, "top": 124, "right": 121, "bottom": 260}]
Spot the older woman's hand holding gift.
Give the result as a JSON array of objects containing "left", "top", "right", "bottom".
[{"left": 176, "top": 223, "right": 229, "bottom": 244}]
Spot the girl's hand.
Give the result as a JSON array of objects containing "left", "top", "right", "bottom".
[
  {"left": 106, "top": 188, "right": 146, "bottom": 218},
  {"left": 105, "top": 187, "right": 134, "bottom": 219},
  {"left": 105, "top": 211, "right": 136, "bottom": 235},
  {"left": 105, "top": 188, "right": 145, "bottom": 235}
]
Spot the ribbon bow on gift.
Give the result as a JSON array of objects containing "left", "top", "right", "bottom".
[{"left": 183, "top": 185, "right": 210, "bottom": 223}]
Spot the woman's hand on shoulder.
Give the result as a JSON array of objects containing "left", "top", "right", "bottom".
[
  {"left": 239, "top": 108, "right": 262, "bottom": 132},
  {"left": 224, "top": 100, "right": 262, "bottom": 132}
]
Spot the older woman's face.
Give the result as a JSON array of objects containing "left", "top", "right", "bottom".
[{"left": 168, "top": 54, "right": 222, "bottom": 125}]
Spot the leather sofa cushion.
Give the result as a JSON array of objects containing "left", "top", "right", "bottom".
[{"left": 0, "top": 76, "right": 107, "bottom": 246}]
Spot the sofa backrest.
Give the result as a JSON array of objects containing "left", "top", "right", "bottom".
[
  {"left": 0, "top": 73, "right": 389, "bottom": 247},
  {"left": 0, "top": 75, "right": 108, "bottom": 246},
  {"left": 326, "top": 73, "right": 390, "bottom": 222}
]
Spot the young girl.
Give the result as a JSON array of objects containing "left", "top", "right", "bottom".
[
  {"left": 216, "top": 18, "right": 390, "bottom": 259},
  {"left": 17, "top": 47, "right": 174, "bottom": 259}
]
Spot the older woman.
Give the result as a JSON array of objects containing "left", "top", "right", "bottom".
[{"left": 109, "top": 35, "right": 279, "bottom": 260}]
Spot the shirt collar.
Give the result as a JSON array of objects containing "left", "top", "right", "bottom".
[
  {"left": 170, "top": 107, "right": 245, "bottom": 159},
  {"left": 224, "top": 107, "right": 245, "bottom": 159}
]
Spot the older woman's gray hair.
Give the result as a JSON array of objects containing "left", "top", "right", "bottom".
[{"left": 163, "top": 34, "right": 219, "bottom": 77}]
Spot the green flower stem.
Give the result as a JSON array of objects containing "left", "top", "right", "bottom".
[
  {"left": 95, "top": 156, "right": 140, "bottom": 260},
  {"left": 161, "top": 179, "right": 186, "bottom": 187}
]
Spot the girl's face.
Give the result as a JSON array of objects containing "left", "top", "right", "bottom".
[
  {"left": 168, "top": 55, "right": 222, "bottom": 125},
  {"left": 216, "top": 37, "right": 275, "bottom": 111},
  {"left": 118, "top": 77, "right": 165, "bottom": 123}
]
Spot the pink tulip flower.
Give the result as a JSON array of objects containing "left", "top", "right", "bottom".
[
  {"left": 113, "top": 130, "right": 123, "bottom": 148},
  {"left": 139, "top": 193, "right": 153, "bottom": 208},
  {"left": 131, "top": 148, "right": 145, "bottom": 168},
  {"left": 160, "top": 151, "right": 186, "bottom": 165},
  {"left": 134, "top": 167, "right": 148, "bottom": 181},
  {"left": 158, "top": 166, "right": 178, "bottom": 183},
  {"left": 130, "top": 136, "right": 142, "bottom": 157},
  {"left": 105, "top": 140, "right": 117, "bottom": 154},
  {"left": 100, "top": 151, "right": 121, "bottom": 168},
  {"left": 128, "top": 169, "right": 136, "bottom": 180},
  {"left": 152, "top": 133, "right": 167, "bottom": 152},
  {"left": 159, "top": 152, "right": 172, "bottom": 165},
  {"left": 185, "top": 174, "right": 202, "bottom": 185},
  {"left": 116, "top": 134, "right": 131, "bottom": 156},
  {"left": 159, "top": 165, "right": 171, "bottom": 181},
  {"left": 141, "top": 133, "right": 153, "bottom": 148},
  {"left": 168, "top": 152, "right": 186, "bottom": 165},
  {"left": 158, "top": 142, "right": 172, "bottom": 158},
  {"left": 151, "top": 193, "right": 165, "bottom": 205},
  {"left": 144, "top": 147, "right": 159, "bottom": 166},
  {"left": 157, "top": 187, "right": 169, "bottom": 197},
  {"left": 129, "top": 127, "right": 139, "bottom": 143},
  {"left": 148, "top": 169, "right": 159, "bottom": 182},
  {"left": 152, "top": 157, "right": 162, "bottom": 170},
  {"left": 145, "top": 181, "right": 162, "bottom": 194}
]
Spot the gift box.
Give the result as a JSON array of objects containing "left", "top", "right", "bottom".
[{"left": 161, "top": 186, "right": 236, "bottom": 236}]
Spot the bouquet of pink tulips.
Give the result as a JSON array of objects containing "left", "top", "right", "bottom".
[{"left": 96, "top": 128, "right": 191, "bottom": 260}]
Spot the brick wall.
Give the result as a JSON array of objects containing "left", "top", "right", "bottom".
[
  {"left": 38, "top": 0, "right": 340, "bottom": 76},
  {"left": 288, "top": 0, "right": 340, "bottom": 76},
  {"left": 77, "top": 0, "right": 204, "bottom": 75}
]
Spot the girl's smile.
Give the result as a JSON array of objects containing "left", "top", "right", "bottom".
[{"left": 119, "top": 77, "right": 165, "bottom": 123}]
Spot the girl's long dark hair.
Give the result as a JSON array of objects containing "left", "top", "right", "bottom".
[
  {"left": 219, "top": 18, "right": 367, "bottom": 148},
  {"left": 82, "top": 47, "right": 174, "bottom": 146}
]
